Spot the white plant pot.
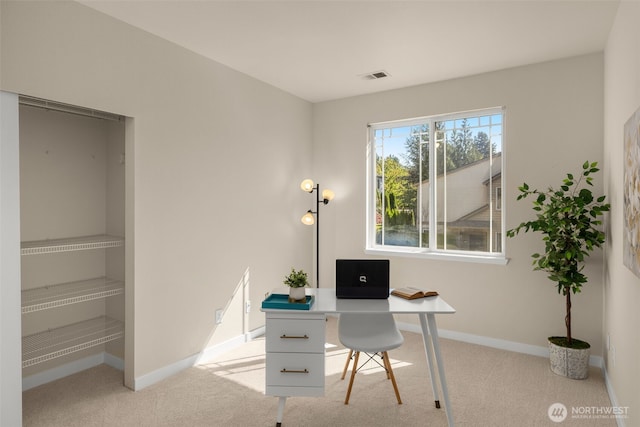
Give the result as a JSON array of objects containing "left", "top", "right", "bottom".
[
  {"left": 288, "top": 287, "right": 306, "bottom": 303},
  {"left": 549, "top": 339, "right": 590, "bottom": 380}
]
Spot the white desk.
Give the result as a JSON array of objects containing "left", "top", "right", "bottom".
[{"left": 261, "top": 288, "right": 456, "bottom": 426}]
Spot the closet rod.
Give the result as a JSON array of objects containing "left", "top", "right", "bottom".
[{"left": 18, "top": 95, "right": 124, "bottom": 122}]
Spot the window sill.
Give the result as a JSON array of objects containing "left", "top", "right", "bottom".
[{"left": 364, "top": 247, "right": 510, "bottom": 265}]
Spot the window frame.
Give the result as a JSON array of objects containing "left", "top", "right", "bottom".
[{"left": 365, "top": 107, "right": 508, "bottom": 265}]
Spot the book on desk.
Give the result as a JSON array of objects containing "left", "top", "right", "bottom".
[{"left": 391, "top": 287, "right": 439, "bottom": 300}]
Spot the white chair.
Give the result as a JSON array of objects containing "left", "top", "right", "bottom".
[{"left": 338, "top": 312, "right": 404, "bottom": 405}]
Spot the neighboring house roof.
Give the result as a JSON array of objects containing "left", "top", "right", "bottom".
[
  {"left": 482, "top": 172, "right": 501, "bottom": 186},
  {"left": 420, "top": 153, "right": 502, "bottom": 185},
  {"left": 457, "top": 204, "right": 491, "bottom": 222}
]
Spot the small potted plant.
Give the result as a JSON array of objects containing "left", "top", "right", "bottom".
[
  {"left": 283, "top": 268, "right": 309, "bottom": 303},
  {"left": 507, "top": 161, "right": 610, "bottom": 379}
]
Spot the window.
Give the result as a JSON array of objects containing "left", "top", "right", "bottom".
[{"left": 366, "top": 107, "right": 505, "bottom": 262}]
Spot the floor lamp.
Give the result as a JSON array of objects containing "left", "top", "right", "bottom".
[{"left": 300, "top": 179, "right": 334, "bottom": 288}]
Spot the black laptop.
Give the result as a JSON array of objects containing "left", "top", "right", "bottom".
[{"left": 335, "top": 259, "right": 390, "bottom": 299}]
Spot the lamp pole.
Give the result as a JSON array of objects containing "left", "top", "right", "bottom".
[
  {"left": 300, "top": 179, "right": 333, "bottom": 289},
  {"left": 314, "top": 183, "right": 321, "bottom": 288}
]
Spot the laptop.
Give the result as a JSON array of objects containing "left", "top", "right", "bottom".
[{"left": 335, "top": 259, "right": 390, "bottom": 299}]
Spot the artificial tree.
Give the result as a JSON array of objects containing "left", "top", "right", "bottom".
[{"left": 507, "top": 161, "right": 610, "bottom": 348}]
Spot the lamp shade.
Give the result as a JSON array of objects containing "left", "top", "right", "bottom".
[
  {"left": 300, "top": 179, "right": 315, "bottom": 192},
  {"left": 322, "top": 189, "right": 335, "bottom": 202},
  {"left": 301, "top": 211, "right": 315, "bottom": 225}
]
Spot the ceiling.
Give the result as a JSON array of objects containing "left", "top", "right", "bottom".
[{"left": 79, "top": 0, "right": 620, "bottom": 103}]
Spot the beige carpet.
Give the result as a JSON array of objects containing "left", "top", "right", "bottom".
[{"left": 23, "top": 317, "right": 616, "bottom": 426}]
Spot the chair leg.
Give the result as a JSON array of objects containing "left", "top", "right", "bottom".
[
  {"left": 341, "top": 349, "right": 353, "bottom": 380},
  {"left": 382, "top": 351, "right": 402, "bottom": 404},
  {"left": 344, "top": 351, "right": 360, "bottom": 405},
  {"left": 381, "top": 353, "right": 390, "bottom": 379}
]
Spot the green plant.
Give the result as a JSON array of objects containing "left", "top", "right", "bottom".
[
  {"left": 507, "top": 161, "right": 610, "bottom": 347},
  {"left": 283, "top": 268, "right": 309, "bottom": 288}
]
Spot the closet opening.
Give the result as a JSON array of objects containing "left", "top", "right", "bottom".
[{"left": 18, "top": 95, "right": 133, "bottom": 390}]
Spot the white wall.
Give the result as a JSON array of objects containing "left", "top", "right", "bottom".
[
  {"left": 0, "top": 0, "right": 313, "bottom": 396},
  {"left": 0, "top": 91, "right": 22, "bottom": 427},
  {"left": 603, "top": 1, "right": 640, "bottom": 425},
  {"left": 313, "top": 54, "right": 606, "bottom": 352}
]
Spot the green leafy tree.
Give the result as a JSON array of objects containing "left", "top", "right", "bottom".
[
  {"left": 404, "top": 121, "right": 495, "bottom": 186},
  {"left": 474, "top": 131, "right": 492, "bottom": 158},
  {"left": 377, "top": 155, "right": 414, "bottom": 226},
  {"left": 403, "top": 124, "right": 430, "bottom": 185},
  {"left": 445, "top": 119, "right": 494, "bottom": 168},
  {"left": 507, "top": 162, "right": 610, "bottom": 347}
]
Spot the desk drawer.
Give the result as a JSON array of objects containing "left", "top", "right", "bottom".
[
  {"left": 266, "top": 318, "right": 325, "bottom": 353},
  {"left": 266, "top": 352, "right": 325, "bottom": 388}
]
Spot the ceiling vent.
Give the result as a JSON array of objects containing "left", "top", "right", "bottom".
[{"left": 360, "top": 70, "right": 390, "bottom": 80}]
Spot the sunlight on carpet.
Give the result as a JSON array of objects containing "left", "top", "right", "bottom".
[{"left": 195, "top": 335, "right": 413, "bottom": 393}]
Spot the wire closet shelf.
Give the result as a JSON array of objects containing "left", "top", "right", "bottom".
[
  {"left": 22, "top": 277, "right": 124, "bottom": 314},
  {"left": 21, "top": 234, "right": 124, "bottom": 256},
  {"left": 20, "top": 234, "right": 126, "bottom": 368},
  {"left": 22, "top": 316, "right": 124, "bottom": 369}
]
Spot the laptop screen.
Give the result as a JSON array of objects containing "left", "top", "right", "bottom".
[{"left": 335, "top": 259, "right": 390, "bottom": 299}]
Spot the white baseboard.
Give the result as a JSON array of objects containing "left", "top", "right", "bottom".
[
  {"left": 133, "top": 352, "right": 200, "bottom": 391},
  {"left": 22, "top": 352, "right": 124, "bottom": 391},
  {"left": 396, "top": 321, "right": 604, "bottom": 368},
  {"left": 104, "top": 352, "right": 125, "bottom": 371},
  {"left": 602, "top": 365, "right": 626, "bottom": 427},
  {"left": 22, "top": 327, "right": 267, "bottom": 392},
  {"left": 133, "top": 326, "right": 266, "bottom": 391},
  {"left": 196, "top": 326, "right": 266, "bottom": 365}
]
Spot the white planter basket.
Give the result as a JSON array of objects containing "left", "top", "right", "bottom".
[{"left": 549, "top": 339, "right": 590, "bottom": 380}]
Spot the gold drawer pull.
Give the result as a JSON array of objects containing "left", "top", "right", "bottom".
[
  {"left": 280, "top": 334, "right": 309, "bottom": 339},
  {"left": 280, "top": 368, "right": 309, "bottom": 374}
]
